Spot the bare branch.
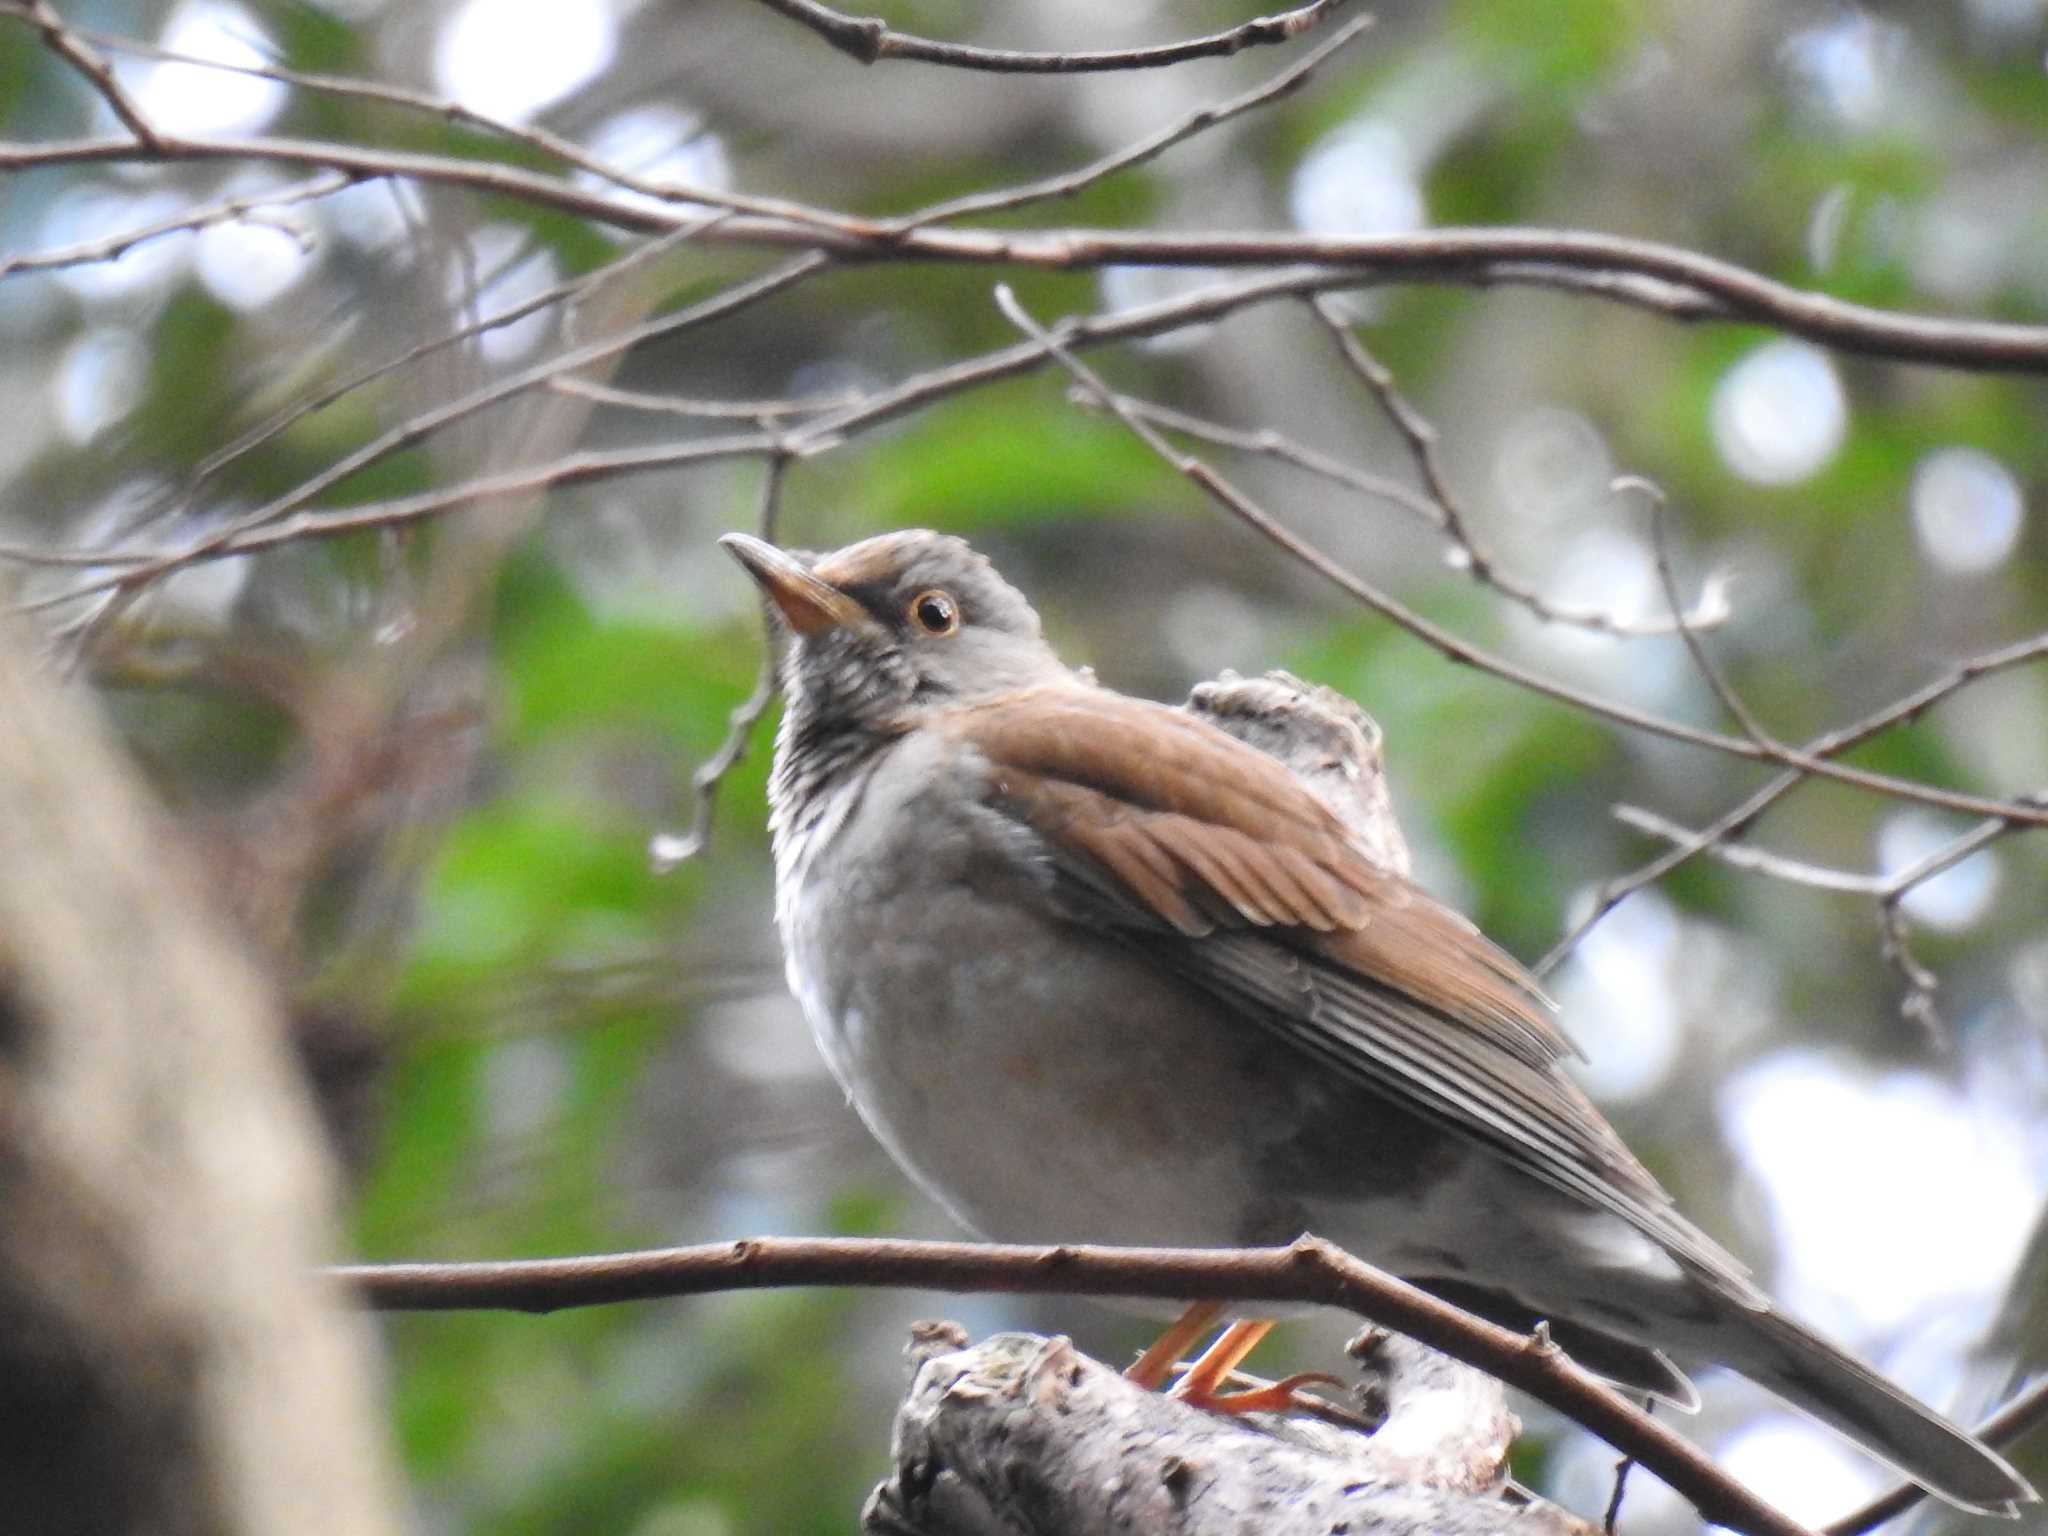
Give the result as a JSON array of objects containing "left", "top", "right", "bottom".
[
  {"left": 1606, "top": 789, "right": 2040, "bottom": 1034},
  {"left": 7, "top": 0, "right": 161, "bottom": 148},
  {"left": 66, "top": 20, "right": 730, "bottom": 210},
  {"left": 548, "top": 377, "right": 865, "bottom": 420},
  {"left": 648, "top": 452, "right": 792, "bottom": 873},
  {"left": 0, "top": 131, "right": 881, "bottom": 240},
  {"left": 54, "top": 210, "right": 725, "bottom": 557},
  {"left": 993, "top": 284, "right": 2048, "bottom": 830},
  {"left": 1310, "top": 297, "right": 1498, "bottom": 574},
  {"left": 1630, "top": 477, "right": 1776, "bottom": 745},
  {"left": 1307, "top": 309, "right": 1732, "bottom": 636},
  {"left": 1871, "top": 794, "right": 2038, "bottom": 1035},
  {"left": 1610, "top": 806, "right": 1887, "bottom": 895},
  {"left": 6, "top": 111, "right": 2048, "bottom": 373},
  {"left": 750, "top": 0, "right": 1354, "bottom": 74},
  {"left": 333, "top": 1232, "right": 1818, "bottom": 1536},
  {"left": 901, "top": 12, "right": 1376, "bottom": 227},
  {"left": 1603, "top": 1411, "right": 1647, "bottom": 1536},
  {"left": 1066, "top": 387, "right": 1727, "bottom": 637},
  {"left": 1878, "top": 807, "right": 2033, "bottom": 901},
  {"left": 5, "top": 266, "right": 1365, "bottom": 583},
  {"left": 1540, "top": 629, "right": 2048, "bottom": 970},
  {"left": 0, "top": 169, "right": 347, "bottom": 280},
  {"left": 1876, "top": 900, "right": 1945, "bottom": 1040},
  {"left": 19, "top": 249, "right": 832, "bottom": 594}
]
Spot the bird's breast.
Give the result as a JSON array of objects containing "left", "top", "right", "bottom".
[{"left": 769, "top": 731, "right": 1313, "bottom": 1247}]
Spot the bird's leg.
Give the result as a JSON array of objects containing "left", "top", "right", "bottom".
[
  {"left": 1125, "top": 1299, "right": 1226, "bottom": 1389},
  {"left": 1169, "top": 1318, "right": 1343, "bottom": 1415}
]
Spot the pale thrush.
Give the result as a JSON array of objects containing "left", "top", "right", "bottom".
[{"left": 722, "top": 527, "right": 2033, "bottom": 1518}]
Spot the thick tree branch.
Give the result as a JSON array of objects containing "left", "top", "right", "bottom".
[
  {"left": 337, "top": 1233, "right": 1818, "bottom": 1536},
  {"left": 6, "top": 119, "right": 2048, "bottom": 372},
  {"left": 864, "top": 1325, "right": 1586, "bottom": 1536}
]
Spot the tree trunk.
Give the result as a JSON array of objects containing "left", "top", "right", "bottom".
[{"left": 0, "top": 623, "right": 403, "bottom": 1536}]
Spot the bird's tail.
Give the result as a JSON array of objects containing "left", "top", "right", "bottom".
[{"left": 1711, "top": 1300, "right": 2035, "bottom": 1518}]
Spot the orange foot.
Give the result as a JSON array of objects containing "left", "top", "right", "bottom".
[
  {"left": 1129, "top": 1308, "right": 1340, "bottom": 1415},
  {"left": 1172, "top": 1368, "right": 1345, "bottom": 1415}
]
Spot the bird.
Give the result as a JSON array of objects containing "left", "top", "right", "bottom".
[{"left": 720, "top": 526, "right": 2035, "bottom": 1519}]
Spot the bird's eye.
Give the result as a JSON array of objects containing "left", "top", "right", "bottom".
[{"left": 908, "top": 589, "right": 960, "bottom": 636}]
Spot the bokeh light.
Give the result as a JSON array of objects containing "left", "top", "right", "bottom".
[
  {"left": 1910, "top": 447, "right": 2024, "bottom": 575},
  {"left": 128, "top": 2, "right": 288, "bottom": 139},
  {"left": 53, "top": 327, "right": 147, "bottom": 443},
  {"left": 1491, "top": 406, "right": 1614, "bottom": 525},
  {"left": 1723, "top": 1053, "right": 2038, "bottom": 1334},
  {"left": 1719, "top": 1419, "right": 1882, "bottom": 1525},
  {"left": 1289, "top": 119, "right": 1427, "bottom": 238},
  {"left": 577, "top": 105, "right": 732, "bottom": 220},
  {"left": 1555, "top": 892, "right": 1685, "bottom": 1103},
  {"left": 38, "top": 185, "right": 192, "bottom": 303},
  {"left": 194, "top": 210, "right": 316, "bottom": 311},
  {"left": 1877, "top": 810, "right": 2001, "bottom": 929},
  {"left": 435, "top": 0, "right": 618, "bottom": 124},
  {"left": 1710, "top": 340, "right": 1847, "bottom": 485}
]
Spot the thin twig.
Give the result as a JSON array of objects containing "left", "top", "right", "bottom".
[
  {"left": 1310, "top": 297, "right": 1503, "bottom": 583},
  {"left": 0, "top": 169, "right": 348, "bottom": 280},
  {"left": 649, "top": 453, "right": 792, "bottom": 872},
  {"left": 130, "top": 211, "right": 735, "bottom": 546},
  {"left": 1603, "top": 1402, "right": 1650, "bottom": 1535},
  {"left": 1620, "top": 807, "right": 2035, "bottom": 1034},
  {"left": 751, "top": 0, "right": 1352, "bottom": 74},
  {"left": 1871, "top": 793, "right": 2040, "bottom": 1035},
  {"left": 3, "top": 265, "right": 1373, "bottom": 578},
  {"left": 1071, "top": 386, "right": 1728, "bottom": 638},
  {"left": 1876, "top": 902, "right": 1944, "bottom": 1039},
  {"left": 1607, "top": 790, "right": 2040, "bottom": 1030},
  {"left": 1539, "top": 628, "right": 2048, "bottom": 971},
  {"left": 1611, "top": 806, "right": 1886, "bottom": 894},
  {"left": 54, "top": 19, "right": 880, "bottom": 236},
  {"left": 990, "top": 284, "right": 2048, "bottom": 831},
  {"left": 331, "top": 1232, "right": 1819, "bottom": 1536},
  {"left": 19, "top": 250, "right": 831, "bottom": 593},
  {"left": 1631, "top": 478, "right": 1776, "bottom": 745},
  {"left": 548, "top": 377, "right": 865, "bottom": 420},
  {"left": 0, "top": 132, "right": 880, "bottom": 242},
  {"left": 899, "top": 12, "right": 1376, "bottom": 227},
  {"left": 9, "top": 0, "right": 161, "bottom": 148}
]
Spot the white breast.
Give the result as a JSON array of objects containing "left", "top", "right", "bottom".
[{"left": 769, "top": 729, "right": 1282, "bottom": 1248}]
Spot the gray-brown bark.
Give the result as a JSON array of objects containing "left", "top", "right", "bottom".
[
  {"left": 864, "top": 1324, "right": 1596, "bottom": 1536},
  {"left": 0, "top": 623, "right": 402, "bottom": 1536}
]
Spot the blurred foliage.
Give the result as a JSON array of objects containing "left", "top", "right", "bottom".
[{"left": 4, "top": 1, "right": 2047, "bottom": 1532}]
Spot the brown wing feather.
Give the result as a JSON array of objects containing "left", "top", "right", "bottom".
[
  {"left": 936, "top": 684, "right": 1744, "bottom": 1280},
  {"left": 944, "top": 686, "right": 1565, "bottom": 1062}
]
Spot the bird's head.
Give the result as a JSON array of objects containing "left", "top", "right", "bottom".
[{"left": 720, "top": 529, "right": 1069, "bottom": 735}]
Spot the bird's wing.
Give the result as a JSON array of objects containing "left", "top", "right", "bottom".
[{"left": 940, "top": 685, "right": 1749, "bottom": 1284}]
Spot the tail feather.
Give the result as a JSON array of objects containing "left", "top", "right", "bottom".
[{"left": 1717, "top": 1303, "right": 2035, "bottom": 1519}]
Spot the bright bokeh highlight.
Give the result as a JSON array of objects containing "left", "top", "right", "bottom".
[{"left": 435, "top": 0, "right": 618, "bottom": 124}]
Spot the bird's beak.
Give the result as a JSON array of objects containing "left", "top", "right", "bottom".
[{"left": 720, "top": 533, "right": 869, "bottom": 636}]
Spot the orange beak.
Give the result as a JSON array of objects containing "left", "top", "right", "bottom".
[{"left": 720, "top": 533, "right": 869, "bottom": 636}]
